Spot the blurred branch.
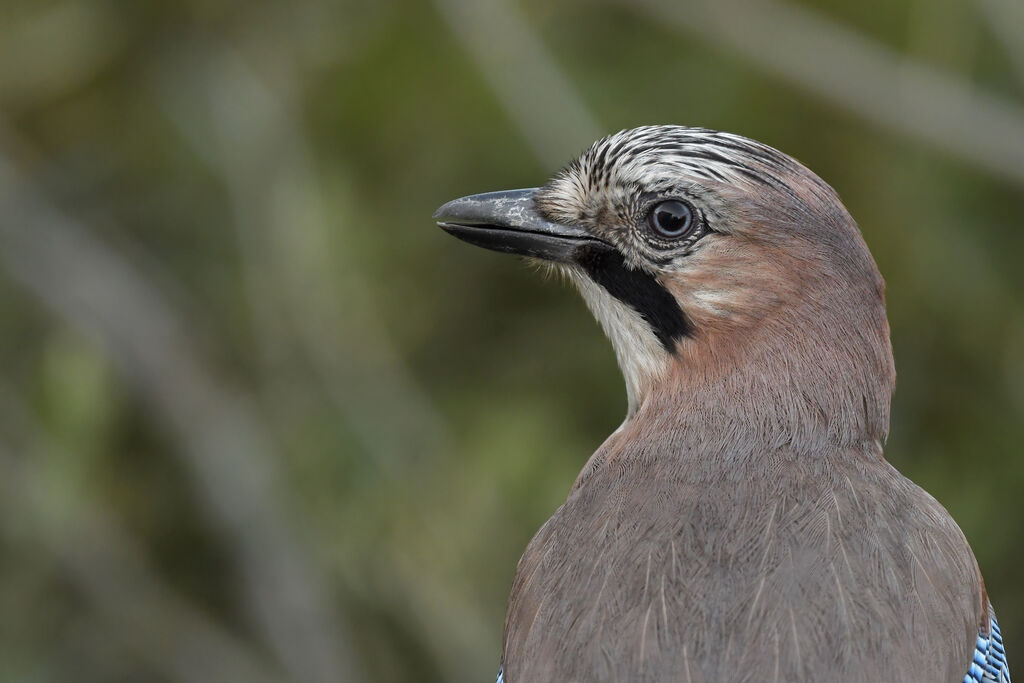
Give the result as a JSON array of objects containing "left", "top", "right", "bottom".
[
  {"left": 905, "top": 0, "right": 980, "bottom": 78},
  {"left": 155, "top": 43, "right": 455, "bottom": 470},
  {"left": 156, "top": 41, "right": 500, "bottom": 679},
  {"left": 975, "top": 0, "right": 1024, "bottom": 85},
  {"left": 433, "top": 0, "right": 1024, "bottom": 187},
  {"left": 433, "top": 0, "right": 603, "bottom": 167},
  {"left": 0, "top": 394, "right": 284, "bottom": 683},
  {"left": 615, "top": 0, "right": 1024, "bottom": 187},
  {"left": 0, "top": 131, "right": 363, "bottom": 683}
]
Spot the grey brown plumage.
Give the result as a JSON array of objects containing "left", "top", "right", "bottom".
[
  {"left": 435, "top": 126, "right": 1007, "bottom": 682},
  {"left": 506, "top": 434, "right": 981, "bottom": 681}
]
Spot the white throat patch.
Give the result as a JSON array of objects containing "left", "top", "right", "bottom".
[{"left": 568, "top": 268, "right": 671, "bottom": 415}]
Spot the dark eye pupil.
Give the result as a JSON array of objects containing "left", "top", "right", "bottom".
[{"left": 650, "top": 200, "right": 693, "bottom": 238}]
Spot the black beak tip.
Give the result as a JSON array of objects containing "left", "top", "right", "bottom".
[
  {"left": 435, "top": 220, "right": 460, "bottom": 236},
  {"left": 430, "top": 196, "right": 458, "bottom": 223}
]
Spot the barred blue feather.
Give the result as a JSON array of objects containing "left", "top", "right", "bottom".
[
  {"left": 495, "top": 667, "right": 503, "bottom": 683},
  {"left": 965, "top": 612, "right": 1011, "bottom": 683}
]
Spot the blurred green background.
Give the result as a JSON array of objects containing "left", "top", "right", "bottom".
[{"left": 1, "top": 0, "right": 1022, "bottom": 680}]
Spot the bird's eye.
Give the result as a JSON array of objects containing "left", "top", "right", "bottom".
[{"left": 648, "top": 200, "right": 694, "bottom": 239}]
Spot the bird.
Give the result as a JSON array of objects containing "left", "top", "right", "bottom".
[{"left": 434, "top": 126, "right": 1010, "bottom": 683}]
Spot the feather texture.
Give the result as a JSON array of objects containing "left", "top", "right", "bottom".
[{"left": 496, "top": 616, "right": 1010, "bottom": 682}]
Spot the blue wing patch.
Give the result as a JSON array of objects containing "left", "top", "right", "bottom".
[
  {"left": 496, "top": 666, "right": 503, "bottom": 683},
  {"left": 965, "top": 611, "right": 1010, "bottom": 683}
]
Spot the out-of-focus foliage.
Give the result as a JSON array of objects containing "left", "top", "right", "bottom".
[{"left": 0, "top": 0, "right": 1022, "bottom": 681}]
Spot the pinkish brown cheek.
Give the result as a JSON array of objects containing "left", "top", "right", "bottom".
[{"left": 660, "top": 252, "right": 798, "bottom": 337}]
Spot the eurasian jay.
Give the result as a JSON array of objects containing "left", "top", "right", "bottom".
[{"left": 435, "top": 126, "right": 1009, "bottom": 682}]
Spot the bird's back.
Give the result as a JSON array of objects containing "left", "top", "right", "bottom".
[{"left": 502, "top": 436, "right": 984, "bottom": 682}]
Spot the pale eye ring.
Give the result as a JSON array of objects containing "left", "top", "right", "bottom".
[{"left": 648, "top": 200, "right": 695, "bottom": 239}]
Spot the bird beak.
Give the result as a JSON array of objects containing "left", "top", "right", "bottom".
[{"left": 434, "top": 188, "right": 603, "bottom": 263}]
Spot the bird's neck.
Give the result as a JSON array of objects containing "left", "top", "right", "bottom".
[{"left": 609, "top": 297, "right": 896, "bottom": 463}]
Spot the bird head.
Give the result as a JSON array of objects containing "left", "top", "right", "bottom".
[{"left": 436, "top": 126, "right": 895, "bottom": 456}]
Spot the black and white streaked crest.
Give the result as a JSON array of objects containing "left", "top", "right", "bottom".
[
  {"left": 549, "top": 125, "right": 829, "bottom": 196},
  {"left": 536, "top": 126, "right": 839, "bottom": 246}
]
